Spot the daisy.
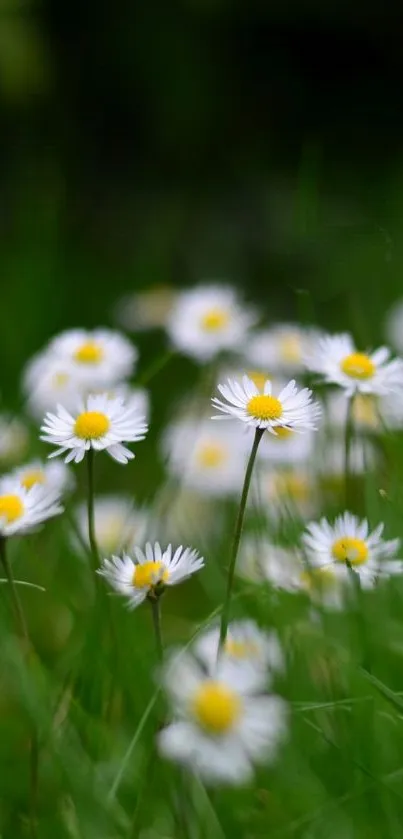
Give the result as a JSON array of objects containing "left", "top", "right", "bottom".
[
  {"left": 166, "top": 284, "right": 255, "bottom": 362},
  {"left": 258, "top": 426, "right": 315, "bottom": 464},
  {"left": 302, "top": 512, "right": 402, "bottom": 586},
  {"left": 212, "top": 375, "right": 321, "bottom": 434},
  {"left": 158, "top": 647, "right": 287, "bottom": 784},
  {"left": 97, "top": 542, "right": 204, "bottom": 609},
  {"left": 162, "top": 418, "right": 248, "bottom": 497},
  {"left": 254, "top": 466, "right": 317, "bottom": 521},
  {"left": 10, "top": 460, "right": 73, "bottom": 496},
  {"left": 47, "top": 328, "right": 137, "bottom": 387},
  {"left": 305, "top": 332, "right": 403, "bottom": 395},
  {"left": 194, "top": 620, "right": 284, "bottom": 685},
  {"left": 0, "top": 415, "right": 29, "bottom": 464},
  {"left": 247, "top": 325, "right": 323, "bottom": 374},
  {"left": 73, "top": 496, "right": 150, "bottom": 555},
  {"left": 325, "top": 390, "right": 403, "bottom": 434},
  {"left": 40, "top": 393, "right": 148, "bottom": 465},
  {"left": 23, "top": 351, "right": 83, "bottom": 418},
  {"left": 0, "top": 475, "right": 63, "bottom": 537},
  {"left": 114, "top": 286, "right": 176, "bottom": 331}
]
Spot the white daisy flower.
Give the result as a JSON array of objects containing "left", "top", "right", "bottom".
[
  {"left": 0, "top": 475, "right": 63, "bottom": 537},
  {"left": 212, "top": 375, "right": 321, "bottom": 434},
  {"left": 194, "top": 621, "right": 284, "bottom": 685},
  {"left": 254, "top": 466, "right": 317, "bottom": 521},
  {"left": 9, "top": 460, "right": 73, "bottom": 496},
  {"left": 247, "top": 325, "right": 323, "bottom": 374},
  {"left": 73, "top": 496, "right": 150, "bottom": 555},
  {"left": 40, "top": 393, "right": 148, "bottom": 465},
  {"left": 166, "top": 285, "right": 255, "bottom": 362},
  {"left": 325, "top": 390, "right": 403, "bottom": 434},
  {"left": 158, "top": 648, "right": 287, "bottom": 785},
  {"left": 162, "top": 418, "right": 248, "bottom": 497},
  {"left": 305, "top": 332, "right": 403, "bottom": 395},
  {"left": 0, "top": 415, "right": 29, "bottom": 464},
  {"left": 97, "top": 542, "right": 204, "bottom": 609},
  {"left": 47, "top": 328, "right": 137, "bottom": 387},
  {"left": 385, "top": 298, "right": 403, "bottom": 354},
  {"left": 23, "top": 351, "right": 83, "bottom": 418},
  {"left": 258, "top": 426, "right": 315, "bottom": 464},
  {"left": 302, "top": 512, "right": 402, "bottom": 586},
  {"left": 114, "top": 286, "right": 176, "bottom": 331}
]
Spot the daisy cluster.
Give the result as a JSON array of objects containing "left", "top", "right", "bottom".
[{"left": 2, "top": 279, "right": 403, "bottom": 803}]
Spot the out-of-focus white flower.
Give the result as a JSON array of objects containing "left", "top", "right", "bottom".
[
  {"left": 0, "top": 475, "right": 63, "bottom": 536},
  {"left": 258, "top": 426, "right": 315, "bottom": 464},
  {"left": 325, "top": 390, "right": 403, "bottom": 434},
  {"left": 385, "top": 299, "right": 403, "bottom": 354},
  {"left": 254, "top": 466, "right": 317, "bottom": 521},
  {"left": 162, "top": 418, "right": 247, "bottom": 497},
  {"left": 98, "top": 542, "right": 204, "bottom": 609},
  {"left": 317, "top": 438, "right": 377, "bottom": 478},
  {"left": 237, "top": 537, "right": 304, "bottom": 590},
  {"left": 194, "top": 621, "right": 284, "bottom": 685},
  {"left": 10, "top": 460, "right": 73, "bottom": 496},
  {"left": 303, "top": 512, "right": 402, "bottom": 586},
  {"left": 41, "top": 393, "right": 148, "bottom": 465},
  {"left": 0, "top": 415, "right": 29, "bottom": 464},
  {"left": 74, "top": 496, "right": 149, "bottom": 555},
  {"left": 114, "top": 287, "right": 177, "bottom": 331},
  {"left": 247, "top": 325, "right": 323, "bottom": 374},
  {"left": 166, "top": 285, "right": 255, "bottom": 362},
  {"left": 47, "top": 328, "right": 137, "bottom": 387},
  {"left": 212, "top": 375, "right": 321, "bottom": 434},
  {"left": 305, "top": 332, "right": 403, "bottom": 396},
  {"left": 158, "top": 647, "right": 287, "bottom": 784},
  {"left": 23, "top": 352, "right": 82, "bottom": 418}
]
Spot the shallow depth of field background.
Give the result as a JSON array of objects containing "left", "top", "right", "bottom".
[{"left": 2, "top": 2, "right": 403, "bottom": 837}]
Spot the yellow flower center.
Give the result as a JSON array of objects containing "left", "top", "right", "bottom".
[
  {"left": 352, "top": 394, "right": 379, "bottom": 428},
  {"left": 52, "top": 372, "right": 70, "bottom": 388},
  {"left": 247, "top": 371, "right": 269, "bottom": 392},
  {"left": 274, "top": 473, "right": 309, "bottom": 501},
  {"left": 73, "top": 341, "right": 104, "bottom": 365},
  {"left": 247, "top": 394, "right": 283, "bottom": 421},
  {"left": 192, "top": 681, "right": 241, "bottom": 734},
  {"left": 132, "top": 561, "right": 168, "bottom": 588},
  {"left": 21, "top": 470, "right": 45, "bottom": 490},
  {"left": 197, "top": 443, "right": 227, "bottom": 468},
  {"left": 0, "top": 494, "right": 24, "bottom": 523},
  {"left": 273, "top": 426, "right": 294, "bottom": 440},
  {"left": 300, "top": 567, "right": 336, "bottom": 592},
  {"left": 225, "top": 638, "right": 258, "bottom": 659},
  {"left": 340, "top": 352, "right": 375, "bottom": 380},
  {"left": 74, "top": 411, "right": 110, "bottom": 439},
  {"left": 200, "top": 308, "right": 230, "bottom": 332},
  {"left": 279, "top": 334, "right": 302, "bottom": 363},
  {"left": 332, "top": 536, "right": 368, "bottom": 566}
]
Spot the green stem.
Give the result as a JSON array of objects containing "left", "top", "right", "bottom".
[
  {"left": 346, "top": 560, "right": 371, "bottom": 672},
  {"left": 344, "top": 394, "right": 355, "bottom": 509},
  {"left": 86, "top": 449, "right": 99, "bottom": 574},
  {"left": 149, "top": 596, "right": 163, "bottom": 663},
  {"left": 0, "top": 536, "right": 29, "bottom": 643},
  {"left": 138, "top": 350, "right": 175, "bottom": 387},
  {"left": 219, "top": 428, "right": 264, "bottom": 649}
]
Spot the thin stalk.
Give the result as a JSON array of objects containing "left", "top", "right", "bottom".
[
  {"left": 149, "top": 596, "right": 163, "bottom": 663},
  {"left": 344, "top": 394, "right": 355, "bottom": 509},
  {"left": 219, "top": 427, "right": 264, "bottom": 649},
  {"left": 346, "top": 560, "right": 371, "bottom": 672},
  {"left": 86, "top": 449, "right": 99, "bottom": 574},
  {"left": 138, "top": 350, "right": 175, "bottom": 387},
  {"left": 0, "top": 536, "right": 29, "bottom": 643}
]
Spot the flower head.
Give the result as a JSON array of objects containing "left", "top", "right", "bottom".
[
  {"left": 74, "top": 496, "right": 149, "bottom": 555},
  {"left": 158, "top": 647, "right": 287, "bottom": 784},
  {"left": 47, "top": 328, "right": 137, "bottom": 387},
  {"left": 114, "top": 287, "right": 176, "bottom": 331},
  {"left": 0, "top": 475, "right": 63, "bottom": 536},
  {"left": 302, "top": 512, "right": 402, "bottom": 585},
  {"left": 40, "top": 393, "right": 148, "bottom": 464},
  {"left": 305, "top": 332, "right": 403, "bottom": 396},
  {"left": 162, "top": 418, "right": 248, "bottom": 497},
  {"left": 97, "top": 542, "right": 204, "bottom": 609},
  {"left": 0, "top": 415, "right": 29, "bottom": 464},
  {"left": 10, "top": 460, "right": 73, "bottom": 496},
  {"left": 166, "top": 285, "right": 255, "bottom": 362},
  {"left": 247, "top": 325, "right": 322, "bottom": 374},
  {"left": 194, "top": 620, "right": 284, "bottom": 687},
  {"left": 212, "top": 375, "right": 321, "bottom": 433}
]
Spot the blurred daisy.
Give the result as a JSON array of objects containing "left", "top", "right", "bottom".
[
  {"left": 194, "top": 620, "right": 284, "bottom": 684},
  {"left": 162, "top": 419, "right": 247, "bottom": 497},
  {"left": 317, "top": 438, "right": 377, "bottom": 479},
  {"left": 166, "top": 285, "right": 255, "bottom": 362},
  {"left": 47, "top": 328, "right": 137, "bottom": 387},
  {"left": 41, "top": 393, "right": 148, "bottom": 464},
  {"left": 0, "top": 415, "right": 29, "bottom": 464},
  {"left": 247, "top": 325, "right": 322, "bottom": 374},
  {"left": 325, "top": 390, "right": 403, "bottom": 434},
  {"left": 10, "top": 460, "right": 73, "bottom": 496},
  {"left": 212, "top": 375, "right": 321, "bottom": 433},
  {"left": 385, "top": 298, "right": 403, "bottom": 354},
  {"left": 23, "top": 351, "right": 82, "bottom": 418},
  {"left": 258, "top": 426, "right": 315, "bottom": 464},
  {"left": 158, "top": 648, "right": 287, "bottom": 785},
  {"left": 114, "top": 286, "right": 176, "bottom": 331},
  {"left": 0, "top": 475, "right": 63, "bottom": 536},
  {"left": 74, "top": 496, "right": 149, "bottom": 555},
  {"left": 255, "top": 466, "right": 317, "bottom": 520},
  {"left": 98, "top": 542, "right": 204, "bottom": 609},
  {"left": 303, "top": 512, "right": 402, "bottom": 585},
  {"left": 305, "top": 332, "right": 403, "bottom": 395}
]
